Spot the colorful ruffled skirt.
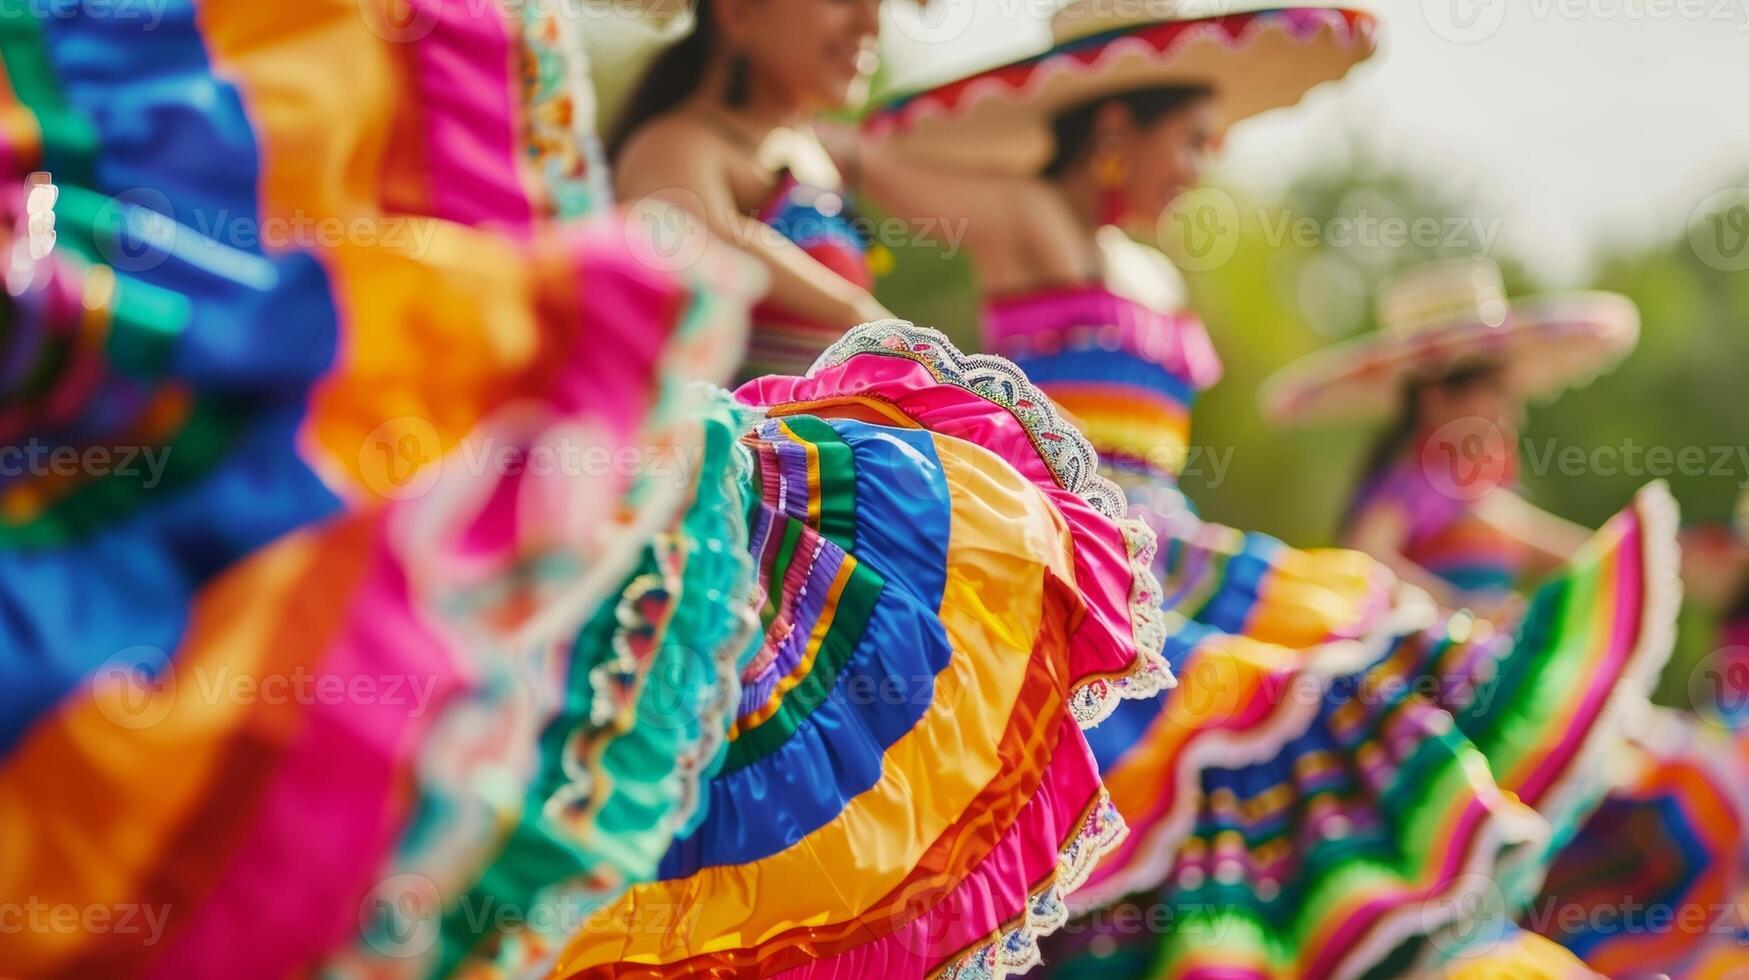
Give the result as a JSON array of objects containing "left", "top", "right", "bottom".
[
  {"left": 1041, "top": 480, "right": 1681, "bottom": 979},
  {"left": 1532, "top": 708, "right": 1749, "bottom": 978},
  {"left": 0, "top": 1, "right": 778, "bottom": 975},
  {"left": 556, "top": 322, "right": 1174, "bottom": 978}
]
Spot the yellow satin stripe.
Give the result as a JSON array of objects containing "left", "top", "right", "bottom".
[
  {"left": 0, "top": 517, "right": 375, "bottom": 974},
  {"left": 195, "top": 0, "right": 557, "bottom": 500},
  {"left": 729, "top": 554, "right": 856, "bottom": 739},
  {"left": 1245, "top": 571, "right": 1378, "bottom": 648},
  {"left": 775, "top": 418, "right": 823, "bottom": 526},
  {"left": 558, "top": 433, "right": 1076, "bottom": 968},
  {"left": 0, "top": 65, "right": 44, "bottom": 170},
  {"left": 1442, "top": 930, "right": 1602, "bottom": 979},
  {"left": 195, "top": 0, "right": 400, "bottom": 224},
  {"left": 1047, "top": 389, "right": 1190, "bottom": 465}
]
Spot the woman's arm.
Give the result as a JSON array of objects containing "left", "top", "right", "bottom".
[
  {"left": 1343, "top": 503, "right": 1467, "bottom": 611},
  {"left": 616, "top": 119, "right": 890, "bottom": 330},
  {"left": 1476, "top": 489, "right": 1591, "bottom": 576},
  {"left": 832, "top": 127, "right": 1033, "bottom": 260}
]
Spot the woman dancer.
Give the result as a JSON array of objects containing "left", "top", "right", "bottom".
[
  {"left": 608, "top": 0, "right": 892, "bottom": 378},
  {"left": 1265, "top": 260, "right": 1749, "bottom": 980},
  {"left": 1262, "top": 258, "right": 1638, "bottom": 614},
  {"left": 858, "top": 4, "right": 1680, "bottom": 975},
  {"left": 4, "top": 4, "right": 1186, "bottom": 980}
]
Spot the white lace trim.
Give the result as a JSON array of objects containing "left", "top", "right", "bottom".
[
  {"left": 936, "top": 790, "right": 1129, "bottom": 980},
  {"left": 815, "top": 320, "right": 1174, "bottom": 727}
]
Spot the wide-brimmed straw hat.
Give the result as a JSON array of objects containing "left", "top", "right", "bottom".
[
  {"left": 864, "top": 1, "right": 1377, "bottom": 175},
  {"left": 1261, "top": 258, "right": 1640, "bottom": 428}
]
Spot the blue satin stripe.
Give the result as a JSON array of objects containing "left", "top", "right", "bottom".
[
  {"left": 1193, "top": 534, "right": 1284, "bottom": 633},
  {"left": 0, "top": 401, "right": 340, "bottom": 750},
  {"left": 0, "top": 8, "right": 343, "bottom": 751},
  {"left": 657, "top": 420, "right": 952, "bottom": 874},
  {"left": 1010, "top": 348, "right": 1197, "bottom": 408}
]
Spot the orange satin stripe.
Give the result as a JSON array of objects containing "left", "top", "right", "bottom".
[
  {"left": 1100, "top": 636, "right": 1286, "bottom": 819},
  {"left": 301, "top": 235, "right": 558, "bottom": 498},
  {"left": 557, "top": 434, "right": 1074, "bottom": 969},
  {"left": 0, "top": 62, "right": 42, "bottom": 174},
  {"left": 0, "top": 516, "right": 375, "bottom": 974},
  {"left": 194, "top": 0, "right": 561, "bottom": 498},
  {"left": 194, "top": 0, "right": 399, "bottom": 224}
]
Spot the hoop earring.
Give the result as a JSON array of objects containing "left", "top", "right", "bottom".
[
  {"left": 725, "top": 52, "right": 751, "bottom": 108},
  {"left": 1094, "top": 148, "right": 1129, "bottom": 227}
]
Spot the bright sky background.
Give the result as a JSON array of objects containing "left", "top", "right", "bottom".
[{"left": 877, "top": 0, "right": 1749, "bottom": 284}]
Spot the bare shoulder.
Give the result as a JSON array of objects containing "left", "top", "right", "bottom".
[{"left": 613, "top": 112, "right": 737, "bottom": 199}]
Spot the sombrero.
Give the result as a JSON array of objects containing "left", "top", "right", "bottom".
[
  {"left": 864, "top": 1, "right": 1378, "bottom": 176},
  {"left": 1261, "top": 257, "right": 1641, "bottom": 428}
]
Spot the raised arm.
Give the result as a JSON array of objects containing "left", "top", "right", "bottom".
[
  {"left": 1475, "top": 489, "right": 1592, "bottom": 576},
  {"left": 1343, "top": 502, "right": 1467, "bottom": 611},
  {"left": 616, "top": 119, "right": 890, "bottom": 331},
  {"left": 836, "top": 126, "right": 1033, "bottom": 260}
]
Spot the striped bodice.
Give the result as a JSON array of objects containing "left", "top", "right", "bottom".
[
  {"left": 983, "top": 284, "right": 1222, "bottom": 485},
  {"left": 741, "top": 173, "right": 872, "bottom": 379},
  {"left": 1349, "top": 460, "right": 1532, "bottom": 596}
]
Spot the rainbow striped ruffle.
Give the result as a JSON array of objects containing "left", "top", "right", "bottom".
[
  {"left": 557, "top": 322, "right": 1173, "bottom": 978},
  {"left": 1534, "top": 709, "right": 1749, "bottom": 979},
  {"left": 1044, "top": 481, "right": 1680, "bottom": 979},
  {"left": 0, "top": 2, "right": 766, "bottom": 976}
]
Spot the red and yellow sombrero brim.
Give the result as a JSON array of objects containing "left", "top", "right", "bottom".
[
  {"left": 865, "top": 7, "right": 1378, "bottom": 176},
  {"left": 1261, "top": 291, "right": 1641, "bottom": 428}
]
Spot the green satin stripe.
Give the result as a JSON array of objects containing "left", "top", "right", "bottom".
[
  {"left": 1459, "top": 563, "right": 1594, "bottom": 765},
  {"left": 719, "top": 547, "right": 884, "bottom": 773},
  {"left": 759, "top": 517, "right": 805, "bottom": 632},
  {"left": 0, "top": 7, "right": 98, "bottom": 186},
  {"left": 436, "top": 394, "right": 757, "bottom": 976},
  {"left": 778, "top": 414, "right": 857, "bottom": 552},
  {"left": 1154, "top": 737, "right": 1499, "bottom": 977},
  {"left": 53, "top": 185, "right": 192, "bottom": 378}
]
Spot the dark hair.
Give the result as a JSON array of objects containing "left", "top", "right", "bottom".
[
  {"left": 1342, "top": 360, "right": 1504, "bottom": 528},
  {"left": 1040, "top": 84, "right": 1215, "bottom": 177},
  {"left": 605, "top": 1, "right": 742, "bottom": 163}
]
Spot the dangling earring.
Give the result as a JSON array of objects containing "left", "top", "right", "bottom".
[
  {"left": 725, "top": 51, "right": 751, "bottom": 108},
  {"left": 1093, "top": 147, "right": 1129, "bottom": 227}
]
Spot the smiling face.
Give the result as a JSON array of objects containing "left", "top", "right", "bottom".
[
  {"left": 1417, "top": 365, "right": 1524, "bottom": 446},
  {"left": 1124, "top": 97, "right": 1219, "bottom": 219},
  {"left": 719, "top": 0, "right": 881, "bottom": 112},
  {"left": 1082, "top": 90, "right": 1219, "bottom": 225}
]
